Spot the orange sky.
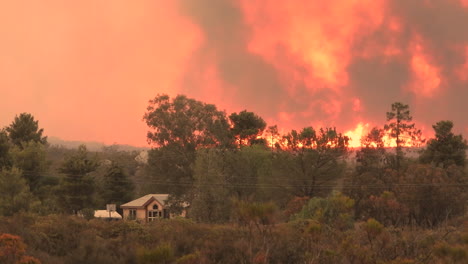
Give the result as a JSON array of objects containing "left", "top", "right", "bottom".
[{"left": 1, "top": 0, "right": 468, "bottom": 147}]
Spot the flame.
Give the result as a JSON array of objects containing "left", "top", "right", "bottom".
[
  {"left": 345, "top": 122, "right": 370, "bottom": 148},
  {"left": 344, "top": 122, "right": 426, "bottom": 149}
]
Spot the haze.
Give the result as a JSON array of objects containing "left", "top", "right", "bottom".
[{"left": 1, "top": 0, "right": 468, "bottom": 147}]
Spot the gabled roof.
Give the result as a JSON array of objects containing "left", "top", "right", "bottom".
[{"left": 120, "top": 194, "right": 169, "bottom": 208}]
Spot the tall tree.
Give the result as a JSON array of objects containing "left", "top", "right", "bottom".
[
  {"left": 6, "top": 113, "right": 47, "bottom": 148},
  {"left": 101, "top": 163, "right": 134, "bottom": 213},
  {"left": 420, "top": 120, "right": 467, "bottom": 168},
  {"left": 265, "top": 125, "right": 280, "bottom": 149},
  {"left": 279, "top": 127, "right": 349, "bottom": 197},
  {"left": 0, "top": 167, "right": 34, "bottom": 216},
  {"left": 58, "top": 145, "right": 99, "bottom": 214},
  {"left": 384, "top": 102, "right": 422, "bottom": 171},
  {"left": 0, "top": 130, "right": 11, "bottom": 169},
  {"left": 143, "top": 94, "right": 233, "bottom": 203},
  {"left": 10, "top": 141, "right": 48, "bottom": 194},
  {"left": 229, "top": 110, "right": 266, "bottom": 146},
  {"left": 395, "top": 164, "right": 467, "bottom": 226},
  {"left": 144, "top": 94, "right": 233, "bottom": 148},
  {"left": 191, "top": 148, "right": 231, "bottom": 223},
  {"left": 345, "top": 128, "right": 390, "bottom": 218},
  {"left": 355, "top": 127, "right": 387, "bottom": 174}
]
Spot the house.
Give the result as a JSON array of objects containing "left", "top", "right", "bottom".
[{"left": 120, "top": 194, "right": 173, "bottom": 222}]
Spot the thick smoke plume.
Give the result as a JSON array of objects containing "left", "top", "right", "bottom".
[
  {"left": 1, "top": 1, "right": 467, "bottom": 146},
  {"left": 176, "top": 0, "right": 468, "bottom": 142}
]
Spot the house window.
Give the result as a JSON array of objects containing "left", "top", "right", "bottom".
[
  {"left": 153, "top": 204, "right": 159, "bottom": 210},
  {"left": 128, "top": 209, "right": 136, "bottom": 220},
  {"left": 148, "top": 210, "right": 159, "bottom": 222}
]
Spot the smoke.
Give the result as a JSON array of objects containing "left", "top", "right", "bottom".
[
  {"left": 176, "top": 0, "right": 468, "bottom": 137},
  {"left": 1, "top": 0, "right": 468, "bottom": 146}
]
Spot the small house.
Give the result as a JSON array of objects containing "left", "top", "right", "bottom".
[{"left": 120, "top": 194, "right": 172, "bottom": 222}]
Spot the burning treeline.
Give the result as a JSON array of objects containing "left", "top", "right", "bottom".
[{"left": 145, "top": 94, "right": 426, "bottom": 149}]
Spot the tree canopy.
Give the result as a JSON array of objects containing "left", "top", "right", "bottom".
[
  {"left": 58, "top": 145, "right": 99, "bottom": 214},
  {"left": 6, "top": 113, "right": 47, "bottom": 148},
  {"left": 143, "top": 94, "right": 233, "bottom": 149},
  {"left": 229, "top": 110, "right": 266, "bottom": 146},
  {"left": 384, "top": 102, "right": 423, "bottom": 171},
  {"left": 420, "top": 120, "right": 467, "bottom": 168}
]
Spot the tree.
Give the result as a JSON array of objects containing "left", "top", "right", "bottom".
[
  {"left": 191, "top": 146, "right": 275, "bottom": 223},
  {"left": 356, "top": 127, "right": 387, "bottom": 174},
  {"left": 58, "top": 145, "right": 99, "bottom": 214},
  {"left": 5, "top": 113, "right": 47, "bottom": 148},
  {"left": 265, "top": 125, "right": 281, "bottom": 149},
  {"left": 384, "top": 102, "right": 423, "bottom": 171},
  {"left": 395, "top": 164, "right": 467, "bottom": 226},
  {"left": 0, "top": 167, "right": 34, "bottom": 216},
  {"left": 293, "top": 192, "right": 354, "bottom": 230},
  {"left": 278, "top": 127, "right": 349, "bottom": 197},
  {"left": 420, "top": 120, "right": 467, "bottom": 168},
  {"left": 0, "top": 130, "right": 12, "bottom": 169},
  {"left": 143, "top": 94, "right": 234, "bottom": 204},
  {"left": 345, "top": 128, "right": 390, "bottom": 218},
  {"left": 101, "top": 163, "right": 134, "bottom": 214},
  {"left": 143, "top": 94, "right": 233, "bottom": 149},
  {"left": 229, "top": 110, "right": 266, "bottom": 146},
  {"left": 10, "top": 141, "right": 48, "bottom": 194},
  {"left": 0, "top": 233, "right": 41, "bottom": 264},
  {"left": 191, "top": 148, "right": 231, "bottom": 223}
]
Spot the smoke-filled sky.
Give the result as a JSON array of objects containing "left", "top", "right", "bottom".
[{"left": 1, "top": 0, "right": 468, "bottom": 147}]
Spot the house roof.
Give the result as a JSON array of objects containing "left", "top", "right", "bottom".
[
  {"left": 120, "top": 194, "right": 169, "bottom": 208},
  {"left": 94, "top": 210, "right": 122, "bottom": 219}
]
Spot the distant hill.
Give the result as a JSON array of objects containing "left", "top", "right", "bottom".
[{"left": 48, "top": 136, "right": 150, "bottom": 152}]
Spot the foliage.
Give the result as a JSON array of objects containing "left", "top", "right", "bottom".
[
  {"left": 394, "top": 164, "right": 467, "bottom": 227},
  {"left": 345, "top": 127, "right": 391, "bottom": 218},
  {"left": 143, "top": 94, "right": 234, "bottom": 204},
  {"left": 191, "top": 146, "right": 275, "bottom": 223},
  {"left": 137, "top": 243, "right": 175, "bottom": 264},
  {"left": 0, "top": 213, "right": 466, "bottom": 263},
  {"left": 101, "top": 163, "right": 134, "bottom": 213},
  {"left": 278, "top": 127, "right": 348, "bottom": 197},
  {"left": 191, "top": 148, "right": 231, "bottom": 223},
  {"left": 58, "top": 145, "right": 99, "bottom": 214},
  {"left": 384, "top": 102, "right": 423, "bottom": 171},
  {"left": 293, "top": 192, "right": 355, "bottom": 230},
  {"left": 420, "top": 120, "right": 467, "bottom": 168},
  {"left": 5, "top": 113, "right": 47, "bottom": 148},
  {"left": 143, "top": 144, "right": 196, "bottom": 204},
  {"left": 0, "top": 233, "right": 41, "bottom": 264},
  {"left": 0, "top": 130, "right": 12, "bottom": 169},
  {"left": 0, "top": 167, "right": 35, "bottom": 216},
  {"left": 144, "top": 94, "right": 233, "bottom": 149},
  {"left": 10, "top": 141, "right": 48, "bottom": 193},
  {"left": 229, "top": 110, "right": 266, "bottom": 146}
]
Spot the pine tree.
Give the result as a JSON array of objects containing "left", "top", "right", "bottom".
[
  {"left": 58, "top": 145, "right": 98, "bottom": 214},
  {"left": 384, "top": 102, "right": 423, "bottom": 171},
  {"left": 420, "top": 120, "right": 467, "bottom": 168},
  {"left": 0, "top": 167, "right": 34, "bottom": 216},
  {"left": 6, "top": 113, "right": 47, "bottom": 148},
  {"left": 101, "top": 163, "right": 134, "bottom": 213}
]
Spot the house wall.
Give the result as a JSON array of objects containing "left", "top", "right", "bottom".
[
  {"left": 122, "top": 208, "right": 146, "bottom": 221},
  {"left": 136, "top": 208, "right": 146, "bottom": 220}
]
